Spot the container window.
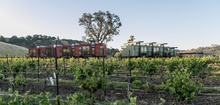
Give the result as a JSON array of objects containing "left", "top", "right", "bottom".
[
  {"left": 30, "top": 50, "right": 35, "bottom": 57},
  {"left": 39, "top": 49, "right": 43, "bottom": 57},
  {"left": 46, "top": 48, "right": 52, "bottom": 57},
  {"left": 141, "top": 46, "right": 147, "bottom": 53},
  {"left": 59, "top": 49, "right": 62, "bottom": 56},
  {"left": 91, "top": 42, "right": 95, "bottom": 47},
  {"left": 83, "top": 46, "right": 90, "bottom": 55},
  {"left": 92, "top": 48, "right": 94, "bottom": 54},
  {"left": 79, "top": 47, "right": 81, "bottom": 55},
  {"left": 72, "top": 48, "right": 74, "bottom": 55},
  {"left": 63, "top": 47, "right": 70, "bottom": 56},
  {"left": 100, "top": 46, "right": 104, "bottom": 55}
]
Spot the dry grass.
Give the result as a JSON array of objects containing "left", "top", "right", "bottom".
[{"left": 0, "top": 42, "right": 28, "bottom": 57}]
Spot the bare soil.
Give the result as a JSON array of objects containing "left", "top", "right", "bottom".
[{"left": 1, "top": 74, "right": 220, "bottom": 105}]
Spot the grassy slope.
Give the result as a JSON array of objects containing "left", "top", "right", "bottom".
[
  {"left": 181, "top": 45, "right": 220, "bottom": 56},
  {"left": 0, "top": 42, "right": 28, "bottom": 57}
]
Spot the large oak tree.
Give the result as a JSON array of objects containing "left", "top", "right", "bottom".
[{"left": 79, "top": 11, "right": 122, "bottom": 43}]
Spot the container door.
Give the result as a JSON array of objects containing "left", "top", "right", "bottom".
[
  {"left": 29, "top": 49, "right": 36, "bottom": 57},
  {"left": 39, "top": 49, "right": 43, "bottom": 57},
  {"left": 100, "top": 46, "right": 104, "bottom": 56},
  {"left": 79, "top": 47, "right": 82, "bottom": 56},
  {"left": 46, "top": 48, "right": 52, "bottom": 57}
]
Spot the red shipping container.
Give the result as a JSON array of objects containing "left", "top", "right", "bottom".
[
  {"left": 95, "top": 43, "right": 107, "bottom": 57},
  {"left": 74, "top": 45, "right": 80, "bottom": 57},
  {"left": 28, "top": 48, "right": 37, "bottom": 57}
]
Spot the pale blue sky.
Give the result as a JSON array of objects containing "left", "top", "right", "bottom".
[{"left": 0, "top": 0, "right": 220, "bottom": 50}]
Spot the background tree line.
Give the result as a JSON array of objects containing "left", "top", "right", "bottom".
[
  {"left": 0, "top": 34, "right": 57, "bottom": 48},
  {"left": 183, "top": 44, "right": 220, "bottom": 57},
  {"left": 0, "top": 34, "right": 119, "bottom": 57}
]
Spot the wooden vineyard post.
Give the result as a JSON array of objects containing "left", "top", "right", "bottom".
[
  {"left": 5, "top": 54, "right": 8, "bottom": 79},
  {"left": 37, "top": 46, "right": 40, "bottom": 82},
  {"left": 103, "top": 48, "right": 105, "bottom": 77},
  {"left": 38, "top": 54, "right": 40, "bottom": 82},
  {"left": 54, "top": 37, "right": 60, "bottom": 105},
  {"left": 102, "top": 48, "right": 106, "bottom": 96},
  {"left": 6, "top": 54, "right": 8, "bottom": 65},
  {"left": 128, "top": 50, "right": 131, "bottom": 102},
  {"left": 78, "top": 58, "right": 80, "bottom": 65},
  {"left": 63, "top": 57, "right": 66, "bottom": 78},
  {"left": 10, "top": 55, "right": 12, "bottom": 63}
]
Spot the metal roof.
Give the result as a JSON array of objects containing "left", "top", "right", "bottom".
[
  {"left": 141, "top": 42, "right": 156, "bottom": 45},
  {"left": 155, "top": 43, "right": 168, "bottom": 46}
]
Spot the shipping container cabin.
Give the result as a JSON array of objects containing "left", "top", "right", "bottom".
[
  {"left": 60, "top": 45, "right": 71, "bottom": 57},
  {"left": 54, "top": 45, "right": 63, "bottom": 57},
  {"left": 82, "top": 44, "right": 91, "bottom": 57},
  {"left": 140, "top": 42, "right": 156, "bottom": 57},
  {"left": 66, "top": 45, "right": 72, "bottom": 57},
  {"left": 95, "top": 43, "right": 107, "bottom": 57},
  {"left": 44, "top": 46, "right": 53, "bottom": 57},
  {"left": 121, "top": 41, "right": 144, "bottom": 57},
  {"left": 53, "top": 45, "right": 72, "bottom": 57},
  {"left": 169, "top": 47, "right": 178, "bottom": 57},
  {"left": 70, "top": 42, "right": 81, "bottom": 57},
  {"left": 174, "top": 49, "right": 180, "bottom": 56},
  {"left": 121, "top": 45, "right": 139, "bottom": 57},
  {"left": 153, "top": 46, "right": 159, "bottom": 57},
  {"left": 120, "top": 41, "right": 180, "bottom": 58},
  {"left": 153, "top": 43, "right": 167, "bottom": 57},
  {"left": 140, "top": 45, "right": 147, "bottom": 56},
  {"left": 28, "top": 48, "right": 37, "bottom": 57},
  {"left": 74, "top": 45, "right": 80, "bottom": 57},
  {"left": 28, "top": 46, "right": 51, "bottom": 57},
  {"left": 163, "top": 47, "right": 171, "bottom": 57},
  {"left": 70, "top": 44, "right": 75, "bottom": 57},
  {"left": 74, "top": 44, "right": 91, "bottom": 57},
  {"left": 89, "top": 40, "right": 97, "bottom": 57},
  {"left": 38, "top": 46, "right": 48, "bottom": 57},
  {"left": 28, "top": 41, "right": 107, "bottom": 58}
]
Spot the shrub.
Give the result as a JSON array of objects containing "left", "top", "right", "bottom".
[
  {"left": 162, "top": 69, "right": 203, "bottom": 101},
  {"left": 132, "top": 80, "right": 143, "bottom": 89}
]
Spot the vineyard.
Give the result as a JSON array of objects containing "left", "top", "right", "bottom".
[{"left": 0, "top": 56, "right": 219, "bottom": 105}]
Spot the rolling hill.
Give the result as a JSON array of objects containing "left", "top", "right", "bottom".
[
  {"left": 0, "top": 42, "right": 28, "bottom": 57},
  {"left": 182, "top": 44, "right": 220, "bottom": 57}
]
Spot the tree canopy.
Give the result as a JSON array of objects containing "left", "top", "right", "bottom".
[
  {"left": 127, "top": 35, "right": 135, "bottom": 43},
  {"left": 79, "top": 11, "right": 122, "bottom": 43}
]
